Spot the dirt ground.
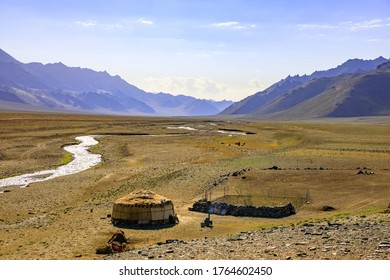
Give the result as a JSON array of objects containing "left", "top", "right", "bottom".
[
  {"left": 0, "top": 111, "right": 389, "bottom": 259},
  {"left": 107, "top": 214, "right": 390, "bottom": 260}
]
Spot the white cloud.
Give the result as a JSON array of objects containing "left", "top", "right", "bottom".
[
  {"left": 211, "top": 21, "right": 256, "bottom": 30},
  {"left": 212, "top": 21, "right": 239, "bottom": 28},
  {"left": 248, "top": 79, "right": 265, "bottom": 90},
  {"left": 130, "top": 76, "right": 263, "bottom": 101},
  {"left": 75, "top": 20, "right": 124, "bottom": 30},
  {"left": 346, "top": 19, "right": 389, "bottom": 31},
  {"left": 139, "top": 76, "right": 228, "bottom": 100},
  {"left": 297, "top": 18, "right": 390, "bottom": 32},
  {"left": 76, "top": 21, "right": 97, "bottom": 28},
  {"left": 365, "top": 38, "right": 390, "bottom": 44},
  {"left": 366, "top": 38, "right": 381, "bottom": 42},
  {"left": 297, "top": 24, "right": 337, "bottom": 30},
  {"left": 137, "top": 18, "right": 154, "bottom": 25},
  {"left": 101, "top": 23, "right": 123, "bottom": 30}
]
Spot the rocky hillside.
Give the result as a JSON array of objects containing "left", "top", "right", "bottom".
[
  {"left": 220, "top": 57, "right": 389, "bottom": 118},
  {"left": 251, "top": 62, "right": 390, "bottom": 118}
]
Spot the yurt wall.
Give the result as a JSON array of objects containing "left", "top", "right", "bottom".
[
  {"left": 111, "top": 190, "right": 175, "bottom": 225},
  {"left": 151, "top": 204, "right": 174, "bottom": 221}
]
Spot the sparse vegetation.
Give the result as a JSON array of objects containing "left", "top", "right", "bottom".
[
  {"left": 0, "top": 111, "right": 389, "bottom": 259},
  {"left": 60, "top": 151, "right": 73, "bottom": 165}
]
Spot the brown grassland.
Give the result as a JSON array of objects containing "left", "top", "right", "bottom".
[{"left": 0, "top": 111, "right": 389, "bottom": 259}]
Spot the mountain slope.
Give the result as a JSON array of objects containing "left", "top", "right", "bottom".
[
  {"left": 220, "top": 76, "right": 305, "bottom": 115},
  {"left": 0, "top": 48, "right": 19, "bottom": 64},
  {"left": 220, "top": 57, "right": 388, "bottom": 116},
  {"left": 250, "top": 62, "right": 390, "bottom": 118},
  {"left": 0, "top": 48, "right": 232, "bottom": 116}
]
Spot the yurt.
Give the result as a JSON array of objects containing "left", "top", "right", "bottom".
[{"left": 112, "top": 190, "right": 175, "bottom": 225}]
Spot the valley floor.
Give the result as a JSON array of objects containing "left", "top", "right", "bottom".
[{"left": 0, "top": 112, "right": 389, "bottom": 260}]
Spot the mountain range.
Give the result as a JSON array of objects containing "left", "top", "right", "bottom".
[
  {"left": 0, "top": 48, "right": 232, "bottom": 116},
  {"left": 220, "top": 56, "right": 390, "bottom": 118},
  {"left": 1, "top": 48, "right": 389, "bottom": 119}
]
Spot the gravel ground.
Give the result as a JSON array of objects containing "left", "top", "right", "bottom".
[{"left": 106, "top": 214, "right": 390, "bottom": 260}]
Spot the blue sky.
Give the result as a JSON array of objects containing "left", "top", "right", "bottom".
[{"left": 1, "top": 0, "right": 390, "bottom": 101}]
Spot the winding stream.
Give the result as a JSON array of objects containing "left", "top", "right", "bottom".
[
  {"left": 0, "top": 126, "right": 251, "bottom": 191},
  {"left": 0, "top": 136, "right": 102, "bottom": 189}
]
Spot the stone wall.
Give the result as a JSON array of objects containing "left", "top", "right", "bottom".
[{"left": 189, "top": 200, "right": 296, "bottom": 218}]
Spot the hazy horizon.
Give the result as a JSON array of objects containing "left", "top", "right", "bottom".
[{"left": 1, "top": 0, "right": 389, "bottom": 101}]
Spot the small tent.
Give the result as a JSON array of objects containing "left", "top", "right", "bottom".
[{"left": 112, "top": 190, "right": 175, "bottom": 225}]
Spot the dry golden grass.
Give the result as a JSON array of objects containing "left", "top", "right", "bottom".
[{"left": 0, "top": 111, "right": 389, "bottom": 259}]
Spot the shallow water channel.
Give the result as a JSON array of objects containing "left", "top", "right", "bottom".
[
  {"left": 0, "top": 136, "right": 102, "bottom": 190},
  {"left": 0, "top": 126, "right": 250, "bottom": 191}
]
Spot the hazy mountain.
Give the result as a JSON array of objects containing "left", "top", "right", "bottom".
[
  {"left": 250, "top": 61, "right": 390, "bottom": 118},
  {"left": 221, "top": 77, "right": 304, "bottom": 115},
  {"left": 0, "top": 48, "right": 19, "bottom": 63},
  {"left": 0, "top": 48, "right": 232, "bottom": 116},
  {"left": 131, "top": 91, "right": 232, "bottom": 116},
  {"left": 220, "top": 57, "right": 389, "bottom": 116}
]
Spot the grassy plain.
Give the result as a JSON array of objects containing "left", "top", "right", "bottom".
[{"left": 0, "top": 111, "right": 389, "bottom": 259}]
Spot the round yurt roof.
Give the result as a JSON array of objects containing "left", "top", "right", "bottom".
[{"left": 114, "top": 190, "right": 172, "bottom": 207}]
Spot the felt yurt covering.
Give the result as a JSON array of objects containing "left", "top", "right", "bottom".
[{"left": 112, "top": 190, "right": 175, "bottom": 225}]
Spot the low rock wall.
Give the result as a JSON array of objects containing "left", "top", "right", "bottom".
[{"left": 189, "top": 200, "right": 296, "bottom": 218}]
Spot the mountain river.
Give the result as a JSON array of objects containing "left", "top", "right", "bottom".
[{"left": 0, "top": 136, "right": 101, "bottom": 190}]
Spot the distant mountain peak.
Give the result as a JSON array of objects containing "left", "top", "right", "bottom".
[{"left": 0, "top": 48, "right": 19, "bottom": 64}]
